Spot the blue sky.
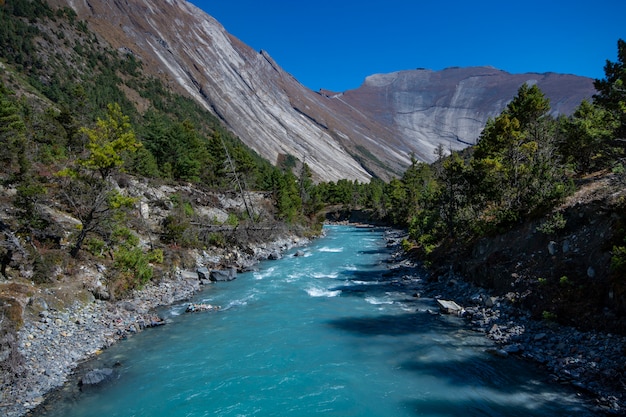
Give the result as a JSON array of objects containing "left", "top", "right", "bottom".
[{"left": 189, "top": 0, "right": 625, "bottom": 92}]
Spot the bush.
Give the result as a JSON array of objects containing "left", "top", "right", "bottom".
[
  {"left": 611, "top": 245, "right": 626, "bottom": 279},
  {"left": 537, "top": 212, "right": 566, "bottom": 235}
]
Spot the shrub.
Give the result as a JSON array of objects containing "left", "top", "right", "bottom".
[
  {"left": 85, "top": 237, "right": 106, "bottom": 257},
  {"left": 537, "top": 212, "right": 566, "bottom": 235}
]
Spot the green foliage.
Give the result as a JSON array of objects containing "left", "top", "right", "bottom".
[
  {"left": 85, "top": 237, "right": 106, "bottom": 258},
  {"left": 14, "top": 180, "right": 47, "bottom": 228},
  {"left": 611, "top": 244, "right": 626, "bottom": 279},
  {"left": 169, "top": 194, "right": 194, "bottom": 216},
  {"left": 559, "top": 100, "right": 619, "bottom": 173},
  {"left": 58, "top": 103, "right": 139, "bottom": 257},
  {"left": 542, "top": 310, "right": 557, "bottom": 321},
  {"left": 379, "top": 82, "right": 579, "bottom": 253},
  {"left": 147, "top": 248, "right": 164, "bottom": 264},
  {"left": 207, "top": 232, "right": 226, "bottom": 248},
  {"left": 593, "top": 39, "right": 626, "bottom": 138},
  {"left": 80, "top": 103, "right": 140, "bottom": 180},
  {"left": 226, "top": 213, "right": 239, "bottom": 227},
  {"left": 161, "top": 197, "right": 199, "bottom": 248},
  {"left": 259, "top": 166, "right": 303, "bottom": 222},
  {"left": 537, "top": 212, "right": 566, "bottom": 235},
  {"left": 109, "top": 227, "right": 161, "bottom": 296},
  {"left": 0, "top": 85, "right": 28, "bottom": 183},
  {"left": 468, "top": 84, "right": 569, "bottom": 232},
  {"left": 401, "top": 238, "right": 413, "bottom": 252}
]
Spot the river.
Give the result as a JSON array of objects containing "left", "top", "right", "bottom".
[{"left": 33, "top": 225, "right": 594, "bottom": 416}]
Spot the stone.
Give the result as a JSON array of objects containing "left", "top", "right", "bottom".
[
  {"left": 29, "top": 297, "right": 49, "bottom": 313},
  {"left": 210, "top": 267, "right": 237, "bottom": 282},
  {"left": 268, "top": 251, "right": 282, "bottom": 260},
  {"left": 436, "top": 299, "right": 464, "bottom": 315},
  {"left": 80, "top": 368, "right": 114, "bottom": 387},
  {"left": 486, "top": 347, "right": 509, "bottom": 358},
  {"left": 120, "top": 301, "right": 137, "bottom": 312},
  {"left": 196, "top": 267, "right": 210, "bottom": 281},
  {"left": 587, "top": 267, "right": 596, "bottom": 278},
  {"left": 504, "top": 344, "right": 523, "bottom": 354},
  {"left": 548, "top": 241, "right": 557, "bottom": 255},
  {"left": 294, "top": 250, "right": 305, "bottom": 257}
]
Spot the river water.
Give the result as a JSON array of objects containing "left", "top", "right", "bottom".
[{"left": 34, "top": 225, "right": 594, "bottom": 416}]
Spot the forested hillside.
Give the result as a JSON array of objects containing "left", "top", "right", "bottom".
[{"left": 0, "top": 0, "right": 323, "bottom": 390}]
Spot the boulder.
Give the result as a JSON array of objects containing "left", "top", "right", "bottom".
[
  {"left": 210, "top": 267, "right": 237, "bottom": 282},
  {"left": 196, "top": 267, "right": 211, "bottom": 281},
  {"left": 268, "top": 251, "right": 282, "bottom": 260},
  {"left": 294, "top": 250, "right": 305, "bottom": 257},
  {"left": 80, "top": 368, "right": 114, "bottom": 388},
  {"left": 436, "top": 299, "right": 464, "bottom": 315}
]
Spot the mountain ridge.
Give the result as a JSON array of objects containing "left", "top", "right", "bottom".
[
  {"left": 48, "top": 0, "right": 596, "bottom": 180},
  {"left": 339, "top": 66, "right": 595, "bottom": 161}
]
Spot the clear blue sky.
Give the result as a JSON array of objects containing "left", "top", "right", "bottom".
[{"left": 189, "top": 0, "right": 625, "bottom": 92}]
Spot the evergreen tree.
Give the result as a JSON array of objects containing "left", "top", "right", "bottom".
[
  {"left": 594, "top": 39, "right": 626, "bottom": 138},
  {"left": 0, "top": 84, "right": 28, "bottom": 183},
  {"left": 471, "top": 84, "right": 566, "bottom": 230},
  {"left": 560, "top": 100, "right": 619, "bottom": 173},
  {"left": 59, "top": 103, "right": 139, "bottom": 257}
]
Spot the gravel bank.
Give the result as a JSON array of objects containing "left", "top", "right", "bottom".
[
  {"left": 2, "top": 235, "right": 309, "bottom": 417},
  {"left": 383, "top": 229, "right": 626, "bottom": 416}
]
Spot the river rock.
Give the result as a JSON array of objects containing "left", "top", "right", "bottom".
[
  {"left": 196, "top": 267, "right": 211, "bottom": 281},
  {"left": 268, "top": 251, "right": 282, "bottom": 260},
  {"left": 210, "top": 267, "right": 237, "bottom": 282},
  {"left": 436, "top": 299, "right": 464, "bottom": 315},
  {"left": 80, "top": 368, "right": 114, "bottom": 388}
]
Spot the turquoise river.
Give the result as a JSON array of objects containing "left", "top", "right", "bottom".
[{"left": 34, "top": 225, "right": 595, "bottom": 416}]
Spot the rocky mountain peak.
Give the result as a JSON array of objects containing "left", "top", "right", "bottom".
[{"left": 50, "top": 0, "right": 596, "bottom": 180}]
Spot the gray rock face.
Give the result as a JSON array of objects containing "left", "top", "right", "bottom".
[
  {"left": 52, "top": 0, "right": 595, "bottom": 181},
  {"left": 339, "top": 67, "right": 596, "bottom": 162}
]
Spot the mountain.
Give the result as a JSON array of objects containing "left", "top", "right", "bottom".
[
  {"left": 339, "top": 67, "right": 596, "bottom": 162},
  {"left": 48, "top": 0, "right": 596, "bottom": 181}
]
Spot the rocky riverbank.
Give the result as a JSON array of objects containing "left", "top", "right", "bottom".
[
  {"left": 2, "top": 235, "right": 309, "bottom": 417},
  {"left": 7, "top": 226, "right": 625, "bottom": 416},
  {"left": 383, "top": 229, "right": 626, "bottom": 416}
]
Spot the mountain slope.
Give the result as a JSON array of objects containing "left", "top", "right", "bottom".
[
  {"left": 340, "top": 67, "right": 596, "bottom": 161},
  {"left": 49, "top": 0, "right": 596, "bottom": 181},
  {"left": 48, "top": 0, "right": 403, "bottom": 182}
]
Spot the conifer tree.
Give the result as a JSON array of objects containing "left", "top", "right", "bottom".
[{"left": 59, "top": 103, "right": 139, "bottom": 257}]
